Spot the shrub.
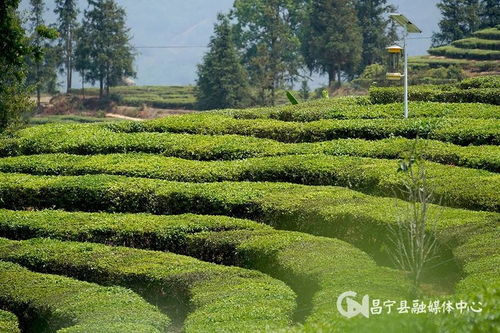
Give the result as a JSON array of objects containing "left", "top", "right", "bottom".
[
  {"left": 428, "top": 45, "right": 500, "bottom": 60},
  {"left": 369, "top": 86, "right": 500, "bottom": 105},
  {"left": 0, "top": 261, "right": 170, "bottom": 332},
  {"left": 2, "top": 125, "right": 498, "bottom": 171},
  {"left": 0, "top": 237, "right": 296, "bottom": 332},
  {"left": 0, "top": 209, "right": 412, "bottom": 327},
  {"left": 108, "top": 115, "right": 499, "bottom": 146},
  {"left": 0, "top": 310, "right": 19, "bottom": 333},
  {"left": 0, "top": 153, "right": 497, "bottom": 212}
]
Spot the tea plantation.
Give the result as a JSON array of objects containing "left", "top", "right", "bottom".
[{"left": 0, "top": 85, "right": 498, "bottom": 332}]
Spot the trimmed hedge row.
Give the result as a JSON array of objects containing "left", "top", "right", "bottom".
[
  {"left": 452, "top": 37, "right": 500, "bottom": 51},
  {"left": 0, "top": 173, "right": 496, "bottom": 255},
  {"left": 106, "top": 115, "right": 500, "bottom": 146},
  {"left": 0, "top": 310, "right": 19, "bottom": 333},
  {"left": 0, "top": 153, "right": 497, "bottom": 211},
  {"left": 0, "top": 237, "right": 296, "bottom": 333},
  {"left": 0, "top": 205, "right": 495, "bottom": 324},
  {"left": 428, "top": 45, "right": 500, "bottom": 60},
  {"left": 3, "top": 125, "right": 499, "bottom": 171},
  {"left": 473, "top": 27, "right": 500, "bottom": 40},
  {"left": 216, "top": 101, "right": 500, "bottom": 121},
  {"left": 0, "top": 209, "right": 412, "bottom": 328},
  {"left": 369, "top": 86, "right": 500, "bottom": 105},
  {"left": 456, "top": 75, "right": 500, "bottom": 89},
  {"left": 0, "top": 260, "right": 170, "bottom": 332}
]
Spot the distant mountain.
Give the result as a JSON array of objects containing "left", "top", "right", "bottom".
[{"left": 20, "top": 0, "right": 440, "bottom": 87}]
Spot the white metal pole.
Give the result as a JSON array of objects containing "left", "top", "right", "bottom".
[{"left": 404, "top": 26, "right": 409, "bottom": 119}]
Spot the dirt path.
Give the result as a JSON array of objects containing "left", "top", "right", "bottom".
[{"left": 105, "top": 113, "right": 143, "bottom": 121}]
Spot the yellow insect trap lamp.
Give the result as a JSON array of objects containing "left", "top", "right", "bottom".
[{"left": 386, "top": 45, "right": 403, "bottom": 81}]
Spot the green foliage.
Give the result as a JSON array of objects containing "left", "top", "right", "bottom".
[
  {"left": 0, "top": 260, "right": 170, "bottom": 332},
  {"left": 0, "top": 0, "right": 35, "bottom": 132},
  {"left": 473, "top": 26, "right": 500, "bottom": 39},
  {"left": 0, "top": 172, "right": 496, "bottom": 297},
  {"left": 0, "top": 152, "right": 497, "bottom": 211},
  {"left": 196, "top": 14, "right": 251, "bottom": 110},
  {"left": 452, "top": 37, "right": 500, "bottom": 50},
  {"left": 2, "top": 123, "right": 499, "bottom": 171},
  {"left": 54, "top": 0, "right": 78, "bottom": 92},
  {"left": 0, "top": 209, "right": 412, "bottom": 330},
  {"left": 0, "top": 237, "right": 295, "bottom": 332},
  {"left": 286, "top": 91, "right": 299, "bottom": 105},
  {"left": 0, "top": 310, "right": 19, "bottom": 333},
  {"left": 111, "top": 113, "right": 499, "bottom": 146},
  {"left": 355, "top": 0, "right": 397, "bottom": 71},
  {"left": 429, "top": 45, "right": 500, "bottom": 60},
  {"left": 370, "top": 83, "right": 500, "bottom": 105},
  {"left": 71, "top": 85, "right": 197, "bottom": 109},
  {"left": 301, "top": 0, "right": 362, "bottom": 86},
  {"left": 432, "top": 0, "right": 481, "bottom": 47},
  {"left": 76, "top": 0, "right": 136, "bottom": 97},
  {"left": 233, "top": 0, "right": 303, "bottom": 106}
]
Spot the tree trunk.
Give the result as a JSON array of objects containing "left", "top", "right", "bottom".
[
  {"left": 99, "top": 78, "right": 104, "bottom": 99},
  {"left": 328, "top": 69, "right": 336, "bottom": 89},
  {"left": 36, "top": 87, "right": 41, "bottom": 112},
  {"left": 81, "top": 72, "right": 85, "bottom": 100},
  {"left": 66, "top": 28, "right": 73, "bottom": 93},
  {"left": 337, "top": 69, "right": 342, "bottom": 88}
]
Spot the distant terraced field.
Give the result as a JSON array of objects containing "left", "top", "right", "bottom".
[{"left": 0, "top": 94, "right": 498, "bottom": 332}]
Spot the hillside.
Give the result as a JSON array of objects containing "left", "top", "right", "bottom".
[
  {"left": 0, "top": 79, "right": 498, "bottom": 331},
  {"left": 411, "top": 27, "right": 500, "bottom": 76}
]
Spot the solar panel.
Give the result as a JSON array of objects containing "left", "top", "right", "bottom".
[{"left": 389, "top": 14, "right": 422, "bottom": 33}]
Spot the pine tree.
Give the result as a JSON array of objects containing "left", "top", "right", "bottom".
[
  {"left": 301, "top": 0, "right": 362, "bottom": 88},
  {"left": 432, "top": 0, "right": 481, "bottom": 46},
  {"left": 196, "top": 14, "right": 251, "bottom": 110},
  {"left": 77, "top": 0, "right": 135, "bottom": 98},
  {"left": 54, "top": 0, "right": 79, "bottom": 93},
  {"left": 233, "top": 0, "right": 304, "bottom": 106},
  {"left": 355, "top": 0, "right": 397, "bottom": 72},
  {"left": 479, "top": 0, "right": 500, "bottom": 28},
  {"left": 26, "top": 0, "right": 59, "bottom": 110}
]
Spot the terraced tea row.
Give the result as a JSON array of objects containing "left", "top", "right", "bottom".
[
  {"left": 0, "top": 310, "right": 19, "bottom": 333},
  {"left": 1, "top": 153, "right": 497, "bottom": 211},
  {"left": 0, "top": 174, "right": 496, "bottom": 296},
  {"left": 0, "top": 261, "right": 170, "bottom": 332},
  {"left": 0, "top": 237, "right": 296, "bottom": 332},
  {"left": 215, "top": 101, "right": 500, "bottom": 121},
  {"left": 3, "top": 124, "right": 498, "bottom": 171},
  {"left": 107, "top": 115, "right": 500, "bottom": 145}
]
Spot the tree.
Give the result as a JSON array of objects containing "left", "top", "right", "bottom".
[
  {"left": 232, "top": 0, "right": 305, "bottom": 106},
  {"left": 301, "top": 0, "right": 362, "bottom": 88},
  {"left": 479, "top": 0, "right": 500, "bottom": 28},
  {"left": 26, "top": 0, "right": 59, "bottom": 110},
  {"left": 1, "top": 0, "right": 35, "bottom": 132},
  {"left": 77, "top": 0, "right": 136, "bottom": 98},
  {"left": 355, "top": 0, "right": 397, "bottom": 72},
  {"left": 196, "top": 14, "right": 251, "bottom": 110},
  {"left": 54, "top": 0, "right": 79, "bottom": 93},
  {"left": 432, "top": 0, "right": 481, "bottom": 46}
]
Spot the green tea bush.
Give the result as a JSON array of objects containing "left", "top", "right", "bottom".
[
  {"left": 451, "top": 37, "right": 500, "bottom": 51},
  {"left": 369, "top": 86, "right": 500, "bottom": 105},
  {"left": 0, "top": 209, "right": 412, "bottom": 327},
  {"left": 216, "top": 100, "right": 499, "bottom": 121},
  {"left": 108, "top": 115, "right": 499, "bottom": 146},
  {"left": 428, "top": 45, "right": 500, "bottom": 60},
  {"left": 456, "top": 75, "right": 500, "bottom": 89},
  {"left": 473, "top": 27, "right": 500, "bottom": 40},
  {"left": 0, "top": 237, "right": 296, "bottom": 333},
  {"left": 0, "top": 261, "right": 170, "bottom": 332},
  {"left": 0, "top": 153, "right": 497, "bottom": 211},
  {"left": 0, "top": 310, "right": 19, "bottom": 333},
  {"left": 2, "top": 125, "right": 498, "bottom": 171}
]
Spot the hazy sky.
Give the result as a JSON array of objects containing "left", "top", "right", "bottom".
[{"left": 20, "top": 0, "right": 441, "bottom": 87}]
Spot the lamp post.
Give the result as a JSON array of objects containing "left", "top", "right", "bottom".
[{"left": 389, "top": 14, "right": 422, "bottom": 119}]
